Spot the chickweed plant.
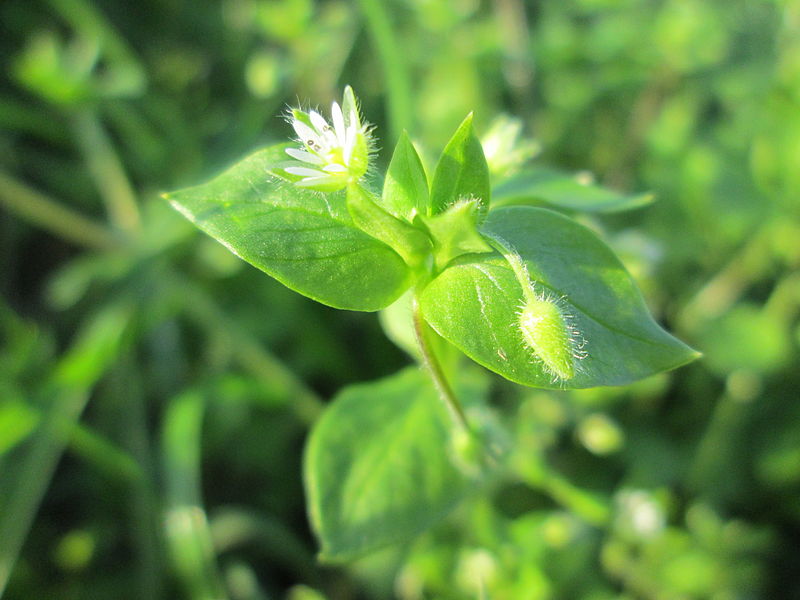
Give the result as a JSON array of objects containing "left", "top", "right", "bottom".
[{"left": 166, "top": 87, "right": 698, "bottom": 561}]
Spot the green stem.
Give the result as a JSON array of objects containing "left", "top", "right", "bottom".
[
  {"left": 73, "top": 110, "right": 141, "bottom": 233},
  {"left": 162, "top": 391, "right": 228, "bottom": 600},
  {"left": 513, "top": 455, "right": 610, "bottom": 526},
  {"left": 411, "top": 292, "right": 471, "bottom": 431},
  {"left": 678, "top": 221, "right": 772, "bottom": 332},
  {"left": 0, "top": 170, "right": 118, "bottom": 250},
  {"left": 174, "top": 273, "right": 324, "bottom": 425},
  {"left": 356, "top": 0, "right": 414, "bottom": 139},
  {"left": 0, "top": 390, "right": 91, "bottom": 597},
  {"left": 0, "top": 305, "right": 131, "bottom": 596},
  {"left": 113, "top": 357, "right": 164, "bottom": 600}
]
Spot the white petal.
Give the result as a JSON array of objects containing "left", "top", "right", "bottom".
[
  {"left": 292, "top": 121, "right": 322, "bottom": 148},
  {"left": 331, "top": 101, "right": 346, "bottom": 145},
  {"left": 308, "top": 110, "right": 339, "bottom": 149},
  {"left": 322, "top": 130, "right": 339, "bottom": 149},
  {"left": 308, "top": 110, "right": 329, "bottom": 134},
  {"left": 295, "top": 175, "right": 340, "bottom": 188},
  {"left": 344, "top": 123, "right": 357, "bottom": 163},
  {"left": 323, "top": 163, "right": 347, "bottom": 173},
  {"left": 285, "top": 148, "right": 325, "bottom": 165},
  {"left": 285, "top": 166, "right": 327, "bottom": 177}
]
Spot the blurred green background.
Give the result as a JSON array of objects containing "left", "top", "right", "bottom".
[{"left": 1, "top": 0, "right": 799, "bottom": 598}]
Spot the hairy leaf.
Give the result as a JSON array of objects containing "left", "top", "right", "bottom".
[{"left": 421, "top": 207, "right": 698, "bottom": 388}]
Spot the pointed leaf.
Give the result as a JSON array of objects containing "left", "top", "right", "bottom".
[
  {"left": 304, "top": 368, "right": 484, "bottom": 561},
  {"left": 166, "top": 144, "right": 410, "bottom": 311},
  {"left": 382, "top": 131, "right": 430, "bottom": 219},
  {"left": 429, "top": 114, "right": 491, "bottom": 218},
  {"left": 493, "top": 167, "right": 654, "bottom": 213},
  {"left": 421, "top": 207, "right": 699, "bottom": 388}
]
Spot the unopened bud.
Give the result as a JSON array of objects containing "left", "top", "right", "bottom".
[{"left": 519, "top": 296, "right": 577, "bottom": 381}]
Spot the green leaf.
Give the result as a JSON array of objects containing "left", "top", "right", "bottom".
[
  {"left": 165, "top": 144, "right": 410, "bottom": 311},
  {"left": 346, "top": 183, "right": 431, "bottom": 267},
  {"left": 492, "top": 167, "right": 654, "bottom": 213},
  {"left": 382, "top": 131, "right": 430, "bottom": 219},
  {"left": 420, "top": 207, "right": 699, "bottom": 389},
  {"left": 429, "top": 113, "right": 491, "bottom": 219},
  {"left": 304, "top": 368, "right": 481, "bottom": 561}
]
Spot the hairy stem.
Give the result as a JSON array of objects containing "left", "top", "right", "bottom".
[{"left": 412, "top": 292, "right": 471, "bottom": 431}]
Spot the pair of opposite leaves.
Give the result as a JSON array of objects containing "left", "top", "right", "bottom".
[{"left": 165, "top": 116, "right": 697, "bottom": 390}]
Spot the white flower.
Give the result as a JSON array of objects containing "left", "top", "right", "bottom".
[
  {"left": 284, "top": 86, "right": 370, "bottom": 192},
  {"left": 480, "top": 114, "right": 540, "bottom": 177}
]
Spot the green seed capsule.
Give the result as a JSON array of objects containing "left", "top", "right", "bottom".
[{"left": 519, "top": 296, "right": 576, "bottom": 381}]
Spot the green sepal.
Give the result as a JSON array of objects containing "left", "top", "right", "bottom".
[
  {"left": 341, "top": 85, "right": 359, "bottom": 127},
  {"left": 340, "top": 86, "right": 369, "bottom": 179},
  {"left": 290, "top": 108, "right": 315, "bottom": 130}
]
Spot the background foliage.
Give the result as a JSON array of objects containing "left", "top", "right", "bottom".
[{"left": 1, "top": 0, "right": 799, "bottom": 598}]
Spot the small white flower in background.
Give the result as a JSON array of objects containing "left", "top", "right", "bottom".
[
  {"left": 614, "top": 489, "right": 665, "bottom": 539},
  {"left": 480, "top": 114, "right": 540, "bottom": 177},
  {"left": 284, "top": 86, "right": 371, "bottom": 192}
]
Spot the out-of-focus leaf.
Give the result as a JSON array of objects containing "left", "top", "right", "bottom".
[
  {"left": 697, "top": 304, "right": 790, "bottom": 375},
  {"left": 492, "top": 168, "right": 654, "bottom": 213},
  {"left": 0, "top": 304, "right": 132, "bottom": 595}
]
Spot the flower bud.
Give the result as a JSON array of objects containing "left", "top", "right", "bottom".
[{"left": 518, "top": 295, "right": 577, "bottom": 381}]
